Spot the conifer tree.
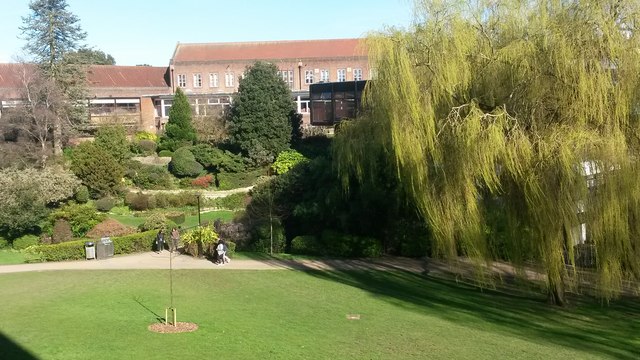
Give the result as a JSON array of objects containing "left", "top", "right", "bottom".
[
  {"left": 20, "top": 0, "right": 87, "bottom": 155},
  {"left": 228, "top": 61, "right": 296, "bottom": 165},
  {"left": 159, "top": 88, "right": 197, "bottom": 151}
]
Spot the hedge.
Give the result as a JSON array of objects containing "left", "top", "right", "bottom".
[{"left": 27, "top": 230, "right": 157, "bottom": 262}]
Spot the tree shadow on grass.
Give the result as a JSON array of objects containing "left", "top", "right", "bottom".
[
  {"left": 133, "top": 296, "right": 165, "bottom": 324},
  {"left": 0, "top": 331, "right": 39, "bottom": 360},
  {"left": 273, "top": 259, "right": 639, "bottom": 359}
]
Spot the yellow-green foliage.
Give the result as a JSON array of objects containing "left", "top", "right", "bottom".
[
  {"left": 182, "top": 226, "right": 220, "bottom": 257},
  {"left": 335, "top": 0, "right": 640, "bottom": 302}
]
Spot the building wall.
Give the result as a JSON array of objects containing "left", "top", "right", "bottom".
[
  {"left": 139, "top": 97, "right": 156, "bottom": 132},
  {"left": 171, "top": 56, "right": 370, "bottom": 94}
]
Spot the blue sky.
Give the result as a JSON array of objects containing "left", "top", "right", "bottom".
[{"left": 0, "top": 0, "right": 413, "bottom": 66}]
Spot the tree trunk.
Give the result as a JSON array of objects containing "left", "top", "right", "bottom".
[
  {"left": 52, "top": 117, "right": 62, "bottom": 156},
  {"left": 547, "top": 271, "right": 566, "bottom": 306}
]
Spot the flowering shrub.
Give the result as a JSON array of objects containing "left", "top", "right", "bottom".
[{"left": 191, "top": 174, "right": 214, "bottom": 188}]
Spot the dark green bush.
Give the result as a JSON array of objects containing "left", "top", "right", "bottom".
[
  {"left": 95, "top": 197, "right": 116, "bottom": 212},
  {"left": 70, "top": 141, "right": 124, "bottom": 197},
  {"left": 320, "top": 230, "right": 383, "bottom": 258},
  {"left": 190, "top": 144, "right": 247, "bottom": 173},
  {"left": 125, "top": 162, "right": 174, "bottom": 190},
  {"left": 138, "top": 140, "right": 157, "bottom": 153},
  {"left": 169, "top": 147, "right": 204, "bottom": 177},
  {"left": 13, "top": 234, "right": 40, "bottom": 250},
  {"left": 74, "top": 185, "right": 90, "bottom": 203},
  {"left": 28, "top": 231, "right": 157, "bottom": 262},
  {"left": 290, "top": 235, "right": 321, "bottom": 255}
]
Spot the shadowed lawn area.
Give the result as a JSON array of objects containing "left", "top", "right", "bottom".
[
  {"left": 108, "top": 210, "right": 235, "bottom": 229},
  {"left": 0, "top": 269, "right": 638, "bottom": 359}
]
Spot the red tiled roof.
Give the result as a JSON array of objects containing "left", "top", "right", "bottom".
[
  {"left": 87, "top": 65, "right": 169, "bottom": 88},
  {"left": 0, "top": 63, "right": 170, "bottom": 99},
  {"left": 172, "top": 38, "right": 367, "bottom": 63}
]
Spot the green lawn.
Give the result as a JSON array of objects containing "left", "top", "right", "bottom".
[
  {"left": 0, "top": 270, "right": 637, "bottom": 359},
  {"left": 0, "top": 250, "right": 26, "bottom": 265},
  {"left": 108, "top": 210, "right": 235, "bottom": 229}
]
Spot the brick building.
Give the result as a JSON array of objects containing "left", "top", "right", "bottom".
[
  {"left": 168, "top": 38, "right": 369, "bottom": 126},
  {"left": 0, "top": 63, "right": 171, "bottom": 133}
]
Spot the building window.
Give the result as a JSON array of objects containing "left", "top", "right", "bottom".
[
  {"left": 277, "top": 70, "right": 294, "bottom": 88},
  {"left": 225, "top": 72, "right": 234, "bottom": 87},
  {"left": 177, "top": 74, "right": 186, "bottom": 88},
  {"left": 337, "top": 69, "right": 346, "bottom": 82},
  {"left": 209, "top": 73, "right": 218, "bottom": 87},
  {"left": 353, "top": 68, "right": 363, "bottom": 81},
  {"left": 193, "top": 73, "right": 202, "bottom": 88},
  {"left": 320, "top": 69, "right": 329, "bottom": 82},
  {"left": 304, "top": 70, "right": 314, "bottom": 84}
]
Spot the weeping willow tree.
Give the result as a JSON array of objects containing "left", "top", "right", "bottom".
[{"left": 334, "top": 0, "right": 640, "bottom": 305}]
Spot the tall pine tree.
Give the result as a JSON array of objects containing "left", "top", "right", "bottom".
[{"left": 20, "top": 0, "right": 87, "bottom": 156}]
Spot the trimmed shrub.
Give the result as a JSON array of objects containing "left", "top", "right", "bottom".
[
  {"left": 158, "top": 150, "right": 173, "bottom": 157},
  {"left": 51, "top": 219, "right": 73, "bottom": 244},
  {"left": 137, "top": 140, "right": 157, "bottom": 154},
  {"left": 13, "top": 234, "right": 40, "bottom": 250},
  {"left": 190, "top": 144, "right": 247, "bottom": 173},
  {"left": 290, "top": 235, "right": 321, "bottom": 255},
  {"left": 70, "top": 141, "right": 124, "bottom": 197},
  {"left": 85, "top": 218, "right": 136, "bottom": 239},
  {"left": 138, "top": 213, "right": 176, "bottom": 232},
  {"left": 169, "top": 147, "right": 203, "bottom": 177},
  {"left": 27, "top": 230, "right": 157, "bottom": 262},
  {"left": 95, "top": 197, "right": 116, "bottom": 212},
  {"left": 75, "top": 185, "right": 90, "bottom": 203}
]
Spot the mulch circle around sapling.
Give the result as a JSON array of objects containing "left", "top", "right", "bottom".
[{"left": 148, "top": 322, "right": 199, "bottom": 333}]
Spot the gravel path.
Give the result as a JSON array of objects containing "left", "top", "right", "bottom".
[{"left": 0, "top": 252, "right": 425, "bottom": 274}]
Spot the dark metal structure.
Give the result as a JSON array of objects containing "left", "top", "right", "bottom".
[{"left": 309, "top": 80, "right": 367, "bottom": 126}]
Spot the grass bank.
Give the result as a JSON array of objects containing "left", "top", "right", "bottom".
[{"left": 0, "top": 269, "right": 637, "bottom": 359}]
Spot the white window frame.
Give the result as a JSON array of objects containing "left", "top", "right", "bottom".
[
  {"left": 209, "top": 73, "right": 218, "bottom": 87},
  {"left": 353, "top": 68, "right": 363, "bottom": 81},
  {"left": 304, "top": 70, "right": 314, "bottom": 84},
  {"left": 320, "top": 69, "right": 329, "bottom": 82},
  {"left": 225, "top": 72, "right": 235, "bottom": 87},
  {"left": 177, "top": 74, "right": 186, "bottom": 88},
  {"left": 193, "top": 73, "right": 202, "bottom": 88},
  {"left": 337, "top": 68, "right": 346, "bottom": 82}
]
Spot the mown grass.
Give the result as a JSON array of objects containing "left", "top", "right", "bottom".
[
  {"left": 108, "top": 210, "right": 235, "bottom": 229},
  {"left": 0, "top": 269, "right": 638, "bottom": 360},
  {"left": 0, "top": 250, "right": 26, "bottom": 265}
]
